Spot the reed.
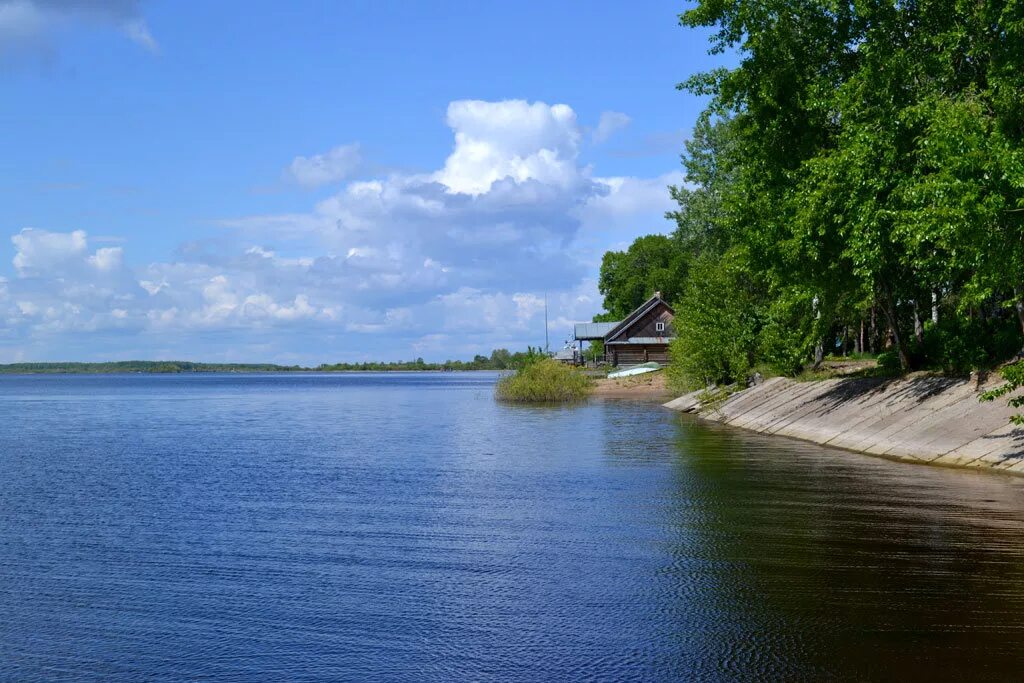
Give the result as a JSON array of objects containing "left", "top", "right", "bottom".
[{"left": 495, "top": 358, "right": 594, "bottom": 403}]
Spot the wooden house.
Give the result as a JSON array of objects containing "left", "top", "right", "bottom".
[{"left": 573, "top": 292, "right": 676, "bottom": 367}]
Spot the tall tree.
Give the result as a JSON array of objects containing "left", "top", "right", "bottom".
[
  {"left": 678, "top": 0, "right": 1024, "bottom": 372},
  {"left": 597, "top": 234, "right": 687, "bottom": 319}
]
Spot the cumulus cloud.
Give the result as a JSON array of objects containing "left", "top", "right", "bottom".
[
  {"left": 591, "top": 111, "right": 631, "bottom": 144},
  {"left": 0, "top": 0, "right": 158, "bottom": 62},
  {"left": 2, "top": 99, "right": 680, "bottom": 363},
  {"left": 87, "top": 246, "right": 123, "bottom": 272},
  {"left": 436, "top": 100, "right": 582, "bottom": 195},
  {"left": 12, "top": 228, "right": 87, "bottom": 274},
  {"left": 285, "top": 144, "right": 362, "bottom": 188}
]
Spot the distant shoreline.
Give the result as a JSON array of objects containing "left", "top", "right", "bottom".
[{"left": 0, "top": 361, "right": 504, "bottom": 375}]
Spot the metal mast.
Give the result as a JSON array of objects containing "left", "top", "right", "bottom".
[{"left": 544, "top": 292, "right": 549, "bottom": 353}]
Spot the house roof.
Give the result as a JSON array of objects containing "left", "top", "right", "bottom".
[
  {"left": 604, "top": 294, "right": 675, "bottom": 343},
  {"left": 573, "top": 321, "right": 620, "bottom": 340}
]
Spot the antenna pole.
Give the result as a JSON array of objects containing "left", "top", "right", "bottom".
[{"left": 544, "top": 292, "right": 549, "bottom": 353}]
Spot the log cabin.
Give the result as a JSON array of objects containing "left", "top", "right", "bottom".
[{"left": 574, "top": 292, "right": 676, "bottom": 367}]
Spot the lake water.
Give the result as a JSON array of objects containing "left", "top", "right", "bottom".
[{"left": 2, "top": 372, "right": 1024, "bottom": 680}]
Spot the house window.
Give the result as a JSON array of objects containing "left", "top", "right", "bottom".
[{"left": 655, "top": 322, "right": 665, "bottom": 332}]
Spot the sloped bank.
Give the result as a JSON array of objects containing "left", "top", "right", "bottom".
[{"left": 664, "top": 375, "right": 1024, "bottom": 474}]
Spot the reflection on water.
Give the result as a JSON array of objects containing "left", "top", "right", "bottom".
[
  {"left": 662, "top": 418, "right": 1024, "bottom": 679},
  {"left": 1, "top": 373, "right": 1023, "bottom": 680}
]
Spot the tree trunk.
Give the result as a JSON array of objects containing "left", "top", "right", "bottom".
[
  {"left": 869, "top": 305, "right": 877, "bottom": 354},
  {"left": 880, "top": 289, "right": 910, "bottom": 370},
  {"left": 912, "top": 300, "right": 924, "bottom": 344},
  {"left": 1014, "top": 287, "right": 1024, "bottom": 336},
  {"left": 812, "top": 295, "right": 823, "bottom": 369}
]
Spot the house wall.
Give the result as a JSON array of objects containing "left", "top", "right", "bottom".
[
  {"left": 616, "top": 304, "right": 674, "bottom": 339},
  {"left": 604, "top": 300, "right": 675, "bottom": 366},
  {"left": 606, "top": 344, "right": 670, "bottom": 366}
]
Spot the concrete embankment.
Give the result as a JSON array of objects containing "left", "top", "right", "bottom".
[{"left": 664, "top": 375, "right": 1024, "bottom": 474}]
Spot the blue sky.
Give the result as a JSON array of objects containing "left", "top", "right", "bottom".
[{"left": 1, "top": 0, "right": 724, "bottom": 363}]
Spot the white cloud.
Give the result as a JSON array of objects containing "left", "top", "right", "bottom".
[
  {"left": 436, "top": 100, "right": 582, "bottom": 195},
  {"left": 592, "top": 111, "right": 631, "bottom": 144},
  {"left": 2, "top": 99, "right": 680, "bottom": 363},
  {"left": 12, "top": 228, "right": 87, "bottom": 274},
  {"left": 285, "top": 144, "right": 362, "bottom": 188},
  {"left": 87, "top": 246, "right": 123, "bottom": 272}
]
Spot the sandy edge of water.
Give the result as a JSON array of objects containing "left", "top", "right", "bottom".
[{"left": 592, "top": 372, "right": 672, "bottom": 399}]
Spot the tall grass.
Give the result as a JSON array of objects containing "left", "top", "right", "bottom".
[{"left": 495, "top": 358, "right": 594, "bottom": 403}]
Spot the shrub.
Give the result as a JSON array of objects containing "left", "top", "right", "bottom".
[
  {"left": 667, "top": 251, "right": 760, "bottom": 390},
  {"left": 876, "top": 351, "right": 903, "bottom": 375},
  {"left": 909, "top": 316, "right": 1019, "bottom": 374},
  {"left": 495, "top": 359, "right": 594, "bottom": 403},
  {"left": 980, "top": 360, "right": 1024, "bottom": 425}
]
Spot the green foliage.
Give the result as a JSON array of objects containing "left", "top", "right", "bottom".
[
  {"left": 0, "top": 349, "right": 549, "bottom": 375},
  {"left": 875, "top": 352, "right": 903, "bottom": 376},
  {"left": 661, "top": 0, "right": 1024, "bottom": 397},
  {"left": 589, "top": 0, "right": 1024, "bottom": 418},
  {"left": 494, "top": 359, "right": 594, "bottom": 403},
  {"left": 980, "top": 361, "right": 1024, "bottom": 425},
  {"left": 0, "top": 361, "right": 306, "bottom": 374},
  {"left": 509, "top": 346, "right": 549, "bottom": 369},
  {"left": 757, "top": 293, "right": 816, "bottom": 376},
  {"left": 598, "top": 234, "right": 687, "bottom": 319},
  {"left": 909, "top": 316, "right": 1020, "bottom": 375},
  {"left": 317, "top": 348, "right": 541, "bottom": 371},
  {"left": 667, "top": 251, "right": 760, "bottom": 390}
]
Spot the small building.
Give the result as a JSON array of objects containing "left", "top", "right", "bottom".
[
  {"left": 573, "top": 292, "right": 675, "bottom": 367},
  {"left": 552, "top": 345, "right": 577, "bottom": 364}
]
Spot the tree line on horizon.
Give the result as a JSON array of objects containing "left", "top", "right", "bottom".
[
  {"left": 0, "top": 349, "right": 547, "bottom": 374},
  {"left": 595, "top": 0, "right": 1024, "bottom": 390}
]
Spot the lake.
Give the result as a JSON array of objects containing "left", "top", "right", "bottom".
[{"left": 2, "top": 372, "right": 1024, "bottom": 680}]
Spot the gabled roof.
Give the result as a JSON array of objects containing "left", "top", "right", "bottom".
[
  {"left": 574, "top": 321, "right": 620, "bottom": 340},
  {"left": 604, "top": 294, "right": 674, "bottom": 343}
]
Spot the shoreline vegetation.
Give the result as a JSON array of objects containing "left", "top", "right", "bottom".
[
  {"left": 495, "top": 359, "right": 594, "bottom": 403},
  {"left": 584, "top": 0, "right": 1024, "bottom": 423}
]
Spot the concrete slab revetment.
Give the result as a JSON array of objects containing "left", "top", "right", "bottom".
[{"left": 662, "top": 374, "right": 1024, "bottom": 476}]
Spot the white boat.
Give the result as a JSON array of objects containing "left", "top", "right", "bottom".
[{"left": 607, "top": 362, "right": 661, "bottom": 379}]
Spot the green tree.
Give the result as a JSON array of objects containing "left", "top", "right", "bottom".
[
  {"left": 489, "top": 348, "right": 512, "bottom": 369},
  {"left": 676, "top": 0, "right": 1024, "bottom": 374},
  {"left": 668, "top": 250, "right": 762, "bottom": 390},
  {"left": 598, "top": 234, "right": 687, "bottom": 319}
]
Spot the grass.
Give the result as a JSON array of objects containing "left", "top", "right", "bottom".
[{"left": 495, "top": 359, "right": 594, "bottom": 403}]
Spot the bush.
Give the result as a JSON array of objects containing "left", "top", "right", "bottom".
[
  {"left": 876, "top": 350, "right": 903, "bottom": 375},
  {"left": 667, "top": 251, "right": 759, "bottom": 390},
  {"left": 909, "top": 316, "right": 1019, "bottom": 374},
  {"left": 495, "top": 359, "right": 594, "bottom": 403},
  {"left": 980, "top": 360, "right": 1024, "bottom": 425}
]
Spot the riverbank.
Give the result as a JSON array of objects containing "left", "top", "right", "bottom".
[
  {"left": 592, "top": 371, "right": 672, "bottom": 399},
  {"left": 664, "top": 374, "right": 1024, "bottom": 474}
]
